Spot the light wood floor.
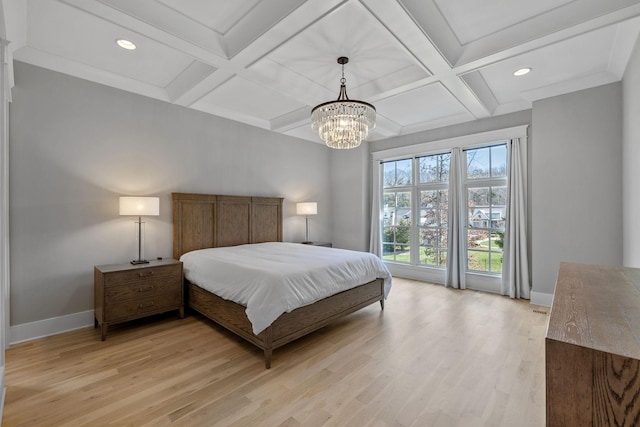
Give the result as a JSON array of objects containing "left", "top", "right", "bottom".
[{"left": 2, "top": 278, "right": 548, "bottom": 426}]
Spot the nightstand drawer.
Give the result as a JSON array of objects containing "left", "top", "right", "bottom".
[
  {"left": 104, "top": 264, "right": 180, "bottom": 287},
  {"left": 105, "top": 291, "right": 182, "bottom": 322},
  {"left": 105, "top": 277, "right": 180, "bottom": 303},
  {"left": 94, "top": 259, "right": 184, "bottom": 340}
]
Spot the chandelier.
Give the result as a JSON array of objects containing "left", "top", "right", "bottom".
[{"left": 311, "top": 57, "right": 376, "bottom": 149}]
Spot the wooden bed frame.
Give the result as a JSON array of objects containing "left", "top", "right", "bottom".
[{"left": 172, "top": 192, "right": 385, "bottom": 368}]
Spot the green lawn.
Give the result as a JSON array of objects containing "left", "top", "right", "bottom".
[
  {"left": 467, "top": 250, "right": 502, "bottom": 274},
  {"left": 384, "top": 251, "right": 410, "bottom": 263},
  {"left": 384, "top": 238, "right": 503, "bottom": 274}
]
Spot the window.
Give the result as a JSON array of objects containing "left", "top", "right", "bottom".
[
  {"left": 465, "top": 145, "right": 507, "bottom": 274},
  {"left": 379, "top": 147, "right": 506, "bottom": 275},
  {"left": 382, "top": 159, "right": 412, "bottom": 263},
  {"left": 418, "top": 153, "right": 450, "bottom": 267},
  {"left": 382, "top": 143, "right": 507, "bottom": 275},
  {"left": 382, "top": 153, "right": 450, "bottom": 266},
  {"left": 372, "top": 125, "right": 527, "bottom": 291}
]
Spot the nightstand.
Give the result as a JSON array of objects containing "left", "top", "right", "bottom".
[
  {"left": 300, "top": 242, "right": 332, "bottom": 247},
  {"left": 94, "top": 258, "right": 184, "bottom": 340}
]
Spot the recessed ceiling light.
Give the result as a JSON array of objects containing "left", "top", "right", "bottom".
[
  {"left": 513, "top": 67, "right": 532, "bottom": 77},
  {"left": 115, "top": 39, "right": 136, "bottom": 50}
]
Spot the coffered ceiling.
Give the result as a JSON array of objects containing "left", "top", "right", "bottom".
[{"left": 3, "top": 0, "right": 640, "bottom": 144}]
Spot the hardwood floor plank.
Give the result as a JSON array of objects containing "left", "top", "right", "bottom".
[{"left": 3, "top": 279, "right": 546, "bottom": 426}]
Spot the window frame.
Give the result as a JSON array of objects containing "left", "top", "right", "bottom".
[
  {"left": 416, "top": 152, "right": 450, "bottom": 269},
  {"left": 382, "top": 159, "right": 414, "bottom": 263},
  {"left": 371, "top": 125, "right": 528, "bottom": 291},
  {"left": 463, "top": 144, "right": 508, "bottom": 276},
  {"left": 381, "top": 153, "right": 451, "bottom": 267}
]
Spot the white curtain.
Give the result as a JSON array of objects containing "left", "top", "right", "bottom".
[
  {"left": 369, "top": 161, "right": 382, "bottom": 257},
  {"left": 1, "top": 38, "right": 11, "bottom": 359},
  {"left": 501, "top": 137, "right": 530, "bottom": 298},
  {"left": 446, "top": 148, "right": 466, "bottom": 289}
]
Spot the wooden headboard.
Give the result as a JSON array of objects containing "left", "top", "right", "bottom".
[{"left": 172, "top": 193, "right": 283, "bottom": 259}]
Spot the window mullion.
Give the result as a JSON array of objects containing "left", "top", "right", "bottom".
[{"left": 410, "top": 158, "right": 419, "bottom": 265}]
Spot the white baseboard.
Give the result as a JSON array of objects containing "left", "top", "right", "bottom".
[
  {"left": 10, "top": 310, "right": 94, "bottom": 345},
  {"left": 530, "top": 291, "right": 554, "bottom": 307},
  {"left": 386, "top": 263, "right": 447, "bottom": 284}
]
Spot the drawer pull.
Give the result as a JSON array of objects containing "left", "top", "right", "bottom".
[
  {"left": 138, "top": 301, "right": 155, "bottom": 309},
  {"left": 139, "top": 271, "right": 154, "bottom": 278},
  {"left": 138, "top": 285, "right": 155, "bottom": 292}
]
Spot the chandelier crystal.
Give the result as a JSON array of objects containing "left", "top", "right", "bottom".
[{"left": 311, "top": 57, "right": 376, "bottom": 149}]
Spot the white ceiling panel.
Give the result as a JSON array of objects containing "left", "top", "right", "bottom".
[
  {"left": 154, "top": 0, "right": 260, "bottom": 34},
  {"left": 261, "top": 1, "right": 429, "bottom": 94},
  {"left": 434, "top": 0, "right": 574, "bottom": 45},
  {"left": 376, "top": 83, "right": 469, "bottom": 127},
  {"left": 193, "top": 76, "right": 306, "bottom": 122},
  {"left": 27, "top": 0, "right": 194, "bottom": 87},
  {"left": 4, "top": 0, "right": 640, "bottom": 146},
  {"left": 479, "top": 25, "right": 619, "bottom": 105}
]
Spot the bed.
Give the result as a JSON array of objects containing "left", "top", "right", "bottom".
[{"left": 172, "top": 192, "right": 391, "bottom": 368}]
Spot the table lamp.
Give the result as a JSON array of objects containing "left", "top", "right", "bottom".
[
  {"left": 296, "top": 202, "right": 317, "bottom": 244},
  {"left": 119, "top": 196, "right": 160, "bottom": 264}
]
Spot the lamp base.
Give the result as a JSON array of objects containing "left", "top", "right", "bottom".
[
  {"left": 130, "top": 259, "right": 150, "bottom": 265},
  {"left": 301, "top": 241, "right": 313, "bottom": 244}
]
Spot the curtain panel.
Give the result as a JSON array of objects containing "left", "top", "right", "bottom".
[
  {"left": 1, "top": 38, "right": 11, "bottom": 357},
  {"left": 445, "top": 148, "right": 466, "bottom": 289},
  {"left": 369, "top": 161, "right": 382, "bottom": 257},
  {"left": 501, "top": 137, "right": 530, "bottom": 298}
]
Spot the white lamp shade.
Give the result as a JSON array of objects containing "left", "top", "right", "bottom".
[
  {"left": 119, "top": 196, "right": 160, "bottom": 216},
  {"left": 296, "top": 202, "right": 317, "bottom": 216}
]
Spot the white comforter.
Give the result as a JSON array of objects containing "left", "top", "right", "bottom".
[{"left": 180, "top": 242, "right": 392, "bottom": 334}]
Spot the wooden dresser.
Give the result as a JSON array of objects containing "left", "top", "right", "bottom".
[
  {"left": 546, "top": 262, "right": 640, "bottom": 426},
  {"left": 94, "top": 258, "right": 184, "bottom": 340}
]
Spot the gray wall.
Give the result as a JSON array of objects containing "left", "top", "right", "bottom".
[
  {"left": 531, "top": 82, "right": 623, "bottom": 297},
  {"left": 9, "top": 62, "right": 332, "bottom": 326},
  {"left": 330, "top": 144, "right": 370, "bottom": 251},
  {"left": 623, "top": 38, "right": 640, "bottom": 267}
]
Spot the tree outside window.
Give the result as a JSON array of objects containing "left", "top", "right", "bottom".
[{"left": 418, "top": 153, "right": 449, "bottom": 267}]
